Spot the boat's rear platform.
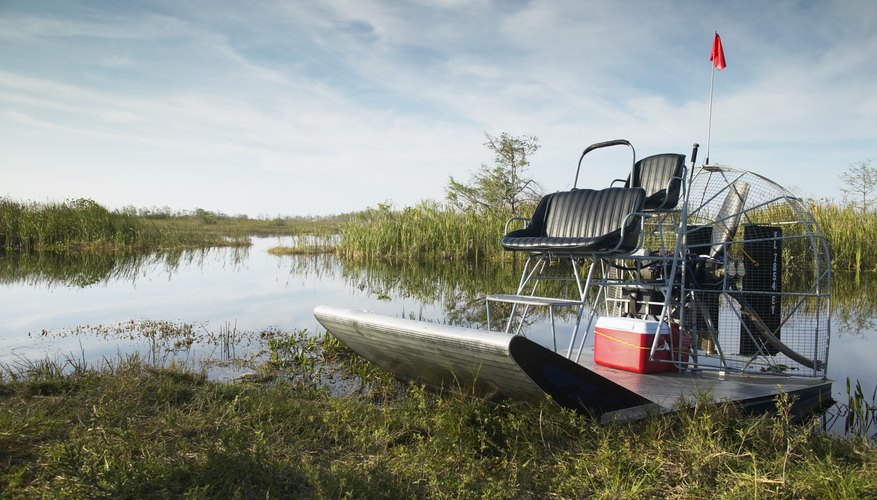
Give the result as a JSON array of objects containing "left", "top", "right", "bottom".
[
  {"left": 315, "top": 306, "right": 832, "bottom": 422},
  {"left": 580, "top": 355, "right": 832, "bottom": 421}
]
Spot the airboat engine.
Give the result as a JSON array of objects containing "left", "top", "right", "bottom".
[{"left": 676, "top": 166, "right": 830, "bottom": 375}]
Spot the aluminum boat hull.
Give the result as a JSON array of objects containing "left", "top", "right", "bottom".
[{"left": 314, "top": 306, "right": 832, "bottom": 421}]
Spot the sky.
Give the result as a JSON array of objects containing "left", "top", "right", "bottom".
[{"left": 2, "top": 0, "right": 876, "bottom": 217}]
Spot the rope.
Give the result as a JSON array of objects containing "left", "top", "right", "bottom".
[{"left": 595, "top": 329, "right": 669, "bottom": 351}]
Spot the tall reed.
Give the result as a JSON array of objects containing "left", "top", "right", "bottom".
[
  {"left": 0, "top": 198, "right": 252, "bottom": 251},
  {"left": 0, "top": 198, "right": 142, "bottom": 251},
  {"left": 809, "top": 200, "right": 877, "bottom": 272},
  {"left": 337, "top": 201, "right": 518, "bottom": 263}
]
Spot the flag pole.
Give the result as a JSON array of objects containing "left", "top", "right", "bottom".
[
  {"left": 706, "top": 31, "right": 726, "bottom": 166},
  {"left": 706, "top": 63, "right": 715, "bottom": 165}
]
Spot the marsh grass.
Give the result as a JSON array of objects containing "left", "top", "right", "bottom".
[
  {"left": 840, "top": 377, "right": 877, "bottom": 438},
  {"left": 147, "top": 216, "right": 337, "bottom": 243},
  {"left": 0, "top": 198, "right": 251, "bottom": 251},
  {"left": 1, "top": 198, "right": 144, "bottom": 251},
  {"left": 267, "top": 235, "right": 338, "bottom": 256},
  {"left": 810, "top": 201, "right": 877, "bottom": 272},
  {"left": 267, "top": 246, "right": 329, "bottom": 256},
  {"left": 139, "top": 206, "right": 344, "bottom": 237},
  {"left": 338, "top": 201, "right": 514, "bottom": 263},
  {"left": 0, "top": 198, "right": 343, "bottom": 254},
  {"left": 2, "top": 338, "right": 876, "bottom": 498}
]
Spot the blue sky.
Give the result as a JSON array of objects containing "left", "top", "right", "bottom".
[{"left": 2, "top": 0, "right": 875, "bottom": 217}]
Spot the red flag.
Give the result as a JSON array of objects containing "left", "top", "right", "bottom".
[{"left": 710, "top": 32, "right": 726, "bottom": 70}]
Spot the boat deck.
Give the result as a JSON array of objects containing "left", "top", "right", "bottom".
[{"left": 574, "top": 348, "right": 833, "bottom": 421}]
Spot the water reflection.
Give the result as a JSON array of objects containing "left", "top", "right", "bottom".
[
  {"left": 0, "top": 247, "right": 249, "bottom": 288},
  {"left": 832, "top": 271, "right": 877, "bottom": 337},
  {"left": 336, "top": 258, "right": 522, "bottom": 327}
]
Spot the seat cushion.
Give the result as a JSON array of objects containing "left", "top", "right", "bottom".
[
  {"left": 500, "top": 230, "right": 629, "bottom": 253},
  {"left": 501, "top": 187, "right": 645, "bottom": 254}
]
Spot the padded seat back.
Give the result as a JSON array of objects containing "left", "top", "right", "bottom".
[
  {"left": 501, "top": 187, "right": 645, "bottom": 255},
  {"left": 629, "top": 153, "right": 686, "bottom": 210}
]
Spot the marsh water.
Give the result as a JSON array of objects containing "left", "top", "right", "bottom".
[
  {"left": 0, "top": 237, "right": 516, "bottom": 379},
  {"left": 2, "top": 236, "right": 876, "bottom": 427}
]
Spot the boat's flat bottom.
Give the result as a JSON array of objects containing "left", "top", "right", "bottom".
[{"left": 574, "top": 348, "right": 833, "bottom": 421}]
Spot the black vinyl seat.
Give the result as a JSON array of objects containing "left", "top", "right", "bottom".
[
  {"left": 500, "top": 187, "right": 646, "bottom": 255},
  {"left": 617, "top": 153, "right": 686, "bottom": 211}
]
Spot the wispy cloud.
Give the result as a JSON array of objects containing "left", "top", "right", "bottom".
[
  {"left": 101, "top": 55, "right": 133, "bottom": 67},
  {"left": 1, "top": 0, "right": 875, "bottom": 213}
]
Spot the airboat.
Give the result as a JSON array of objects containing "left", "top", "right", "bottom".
[{"left": 315, "top": 140, "right": 833, "bottom": 421}]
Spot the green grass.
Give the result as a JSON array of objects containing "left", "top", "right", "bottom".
[
  {"left": 267, "top": 246, "right": 331, "bottom": 256},
  {"left": 148, "top": 213, "right": 341, "bottom": 241},
  {"left": 810, "top": 201, "right": 877, "bottom": 272},
  {"left": 337, "top": 201, "right": 518, "bottom": 263},
  {"left": 1, "top": 197, "right": 145, "bottom": 251},
  {"left": 267, "top": 235, "right": 337, "bottom": 256},
  {"left": 2, "top": 341, "right": 875, "bottom": 498},
  {"left": 0, "top": 198, "right": 344, "bottom": 253}
]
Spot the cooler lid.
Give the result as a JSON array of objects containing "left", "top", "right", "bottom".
[{"left": 594, "top": 316, "right": 670, "bottom": 334}]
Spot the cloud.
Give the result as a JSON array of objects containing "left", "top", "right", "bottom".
[
  {"left": 1, "top": 0, "right": 875, "bottom": 213},
  {"left": 101, "top": 55, "right": 133, "bottom": 67},
  {"left": 0, "top": 11, "right": 189, "bottom": 41}
]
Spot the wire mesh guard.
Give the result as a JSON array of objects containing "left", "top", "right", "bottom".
[{"left": 677, "top": 166, "right": 831, "bottom": 377}]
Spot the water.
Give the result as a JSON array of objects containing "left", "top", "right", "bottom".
[
  {"left": 1, "top": 237, "right": 875, "bottom": 431},
  {"left": 0, "top": 237, "right": 454, "bottom": 379}
]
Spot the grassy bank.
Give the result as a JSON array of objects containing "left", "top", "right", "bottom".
[
  {"left": 0, "top": 198, "right": 341, "bottom": 252},
  {"left": 2, "top": 345, "right": 875, "bottom": 498},
  {"left": 145, "top": 209, "right": 342, "bottom": 240}
]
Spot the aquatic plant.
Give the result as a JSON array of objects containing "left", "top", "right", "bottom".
[
  {"left": 0, "top": 198, "right": 347, "bottom": 253},
  {"left": 844, "top": 377, "right": 877, "bottom": 438},
  {"left": 266, "top": 235, "right": 337, "bottom": 255},
  {"left": 809, "top": 200, "right": 877, "bottom": 273},
  {"left": 0, "top": 198, "right": 142, "bottom": 250},
  {"left": 337, "top": 200, "right": 519, "bottom": 263}
]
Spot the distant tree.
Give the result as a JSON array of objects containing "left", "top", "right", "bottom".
[
  {"left": 446, "top": 132, "right": 542, "bottom": 215},
  {"left": 195, "top": 208, "right": 218, "bottom": 225},
  {"left": 840, "top": 159, "right": 877, "bottom": 213}
]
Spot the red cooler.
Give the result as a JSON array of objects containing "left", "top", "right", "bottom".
[{"left": 594, "top": 317, "right": 672, "bottom": 373}]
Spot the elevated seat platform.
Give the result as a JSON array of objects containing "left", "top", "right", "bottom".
[
  {"left": 488, "top": 185, "right": 648, "bottom": 356},
  {"left": 489, "top": 140, "right": 694, "bottom": 365}
]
